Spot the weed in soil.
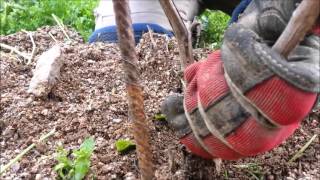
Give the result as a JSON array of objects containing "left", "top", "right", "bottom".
[{"left": 54, "top": 137, "right": 95, "bottom": 180}]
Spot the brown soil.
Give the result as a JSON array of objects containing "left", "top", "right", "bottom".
[{"left": 0, "top": 26, "right": 319, "bottom": 180}]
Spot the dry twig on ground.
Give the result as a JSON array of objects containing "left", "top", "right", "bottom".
[
  {"left": 22, "top": 30, "right": 37, "bottom": 64},
  {"left": 0, "top": 129, "right": 55, "bottom": 175},
  {"left": 0, "top": 43, "right": 31, "bottom": 61},
  {"left": 288, "top": 134, "right": 318, "bottom": 163},
  {"left": 52, "top": 14, "right": 71, "bottom": 41}
]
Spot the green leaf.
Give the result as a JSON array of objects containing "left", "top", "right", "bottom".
[
  {"left": 0, "top": 0, "right": 99, "bottom": 41},
  {"left": 56, "top": 146, "right": 73, "bottom": 167},
  {"left": 80, "top": 137, "right": 95, "bottom": 154},
  {"left": 74, "top": 158, "right": 90, "bottom": 180},
  {"left": 54, "top": 137, "right": 95, "bottom": 180},
  {"left": 115, "top": 139, "right": 136, "bottom": 154},
  {"left": 154, "top": 114, "right": 166, "bottom": 121},
  {"left": 73, "top": 137, "right": 95, "bottom": 159},
  {"left": 72, "top": 137, "right": 95, "bottom": 180},
  {"left": 54, "top": 163, "right": 66, "bottom": 179},
  {"left": 198, "top": 10, "right": 230, "bottom": 49},
  {"left": 54, "top": 163, "right": 67, "bottom": 171}
]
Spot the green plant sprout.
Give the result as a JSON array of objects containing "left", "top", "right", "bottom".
[
  {"left": 115, "top": 139, "right": 136, "bottom": 154},
  {"left": 54, "top": 137, "right": 95, "bottom": 180}
]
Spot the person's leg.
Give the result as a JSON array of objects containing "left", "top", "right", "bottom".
[
  {"left": 229, "top": 0, "right": 252, "bottom": 24},
  {"left": 89, "top": 0, "right": 202, "bottom": 44},
  {"left": 89, "top": 23, "right": 174, "bottom": 44}
]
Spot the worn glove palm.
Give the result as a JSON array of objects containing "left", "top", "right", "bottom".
[{"left": 162, "top": 0, "right": 319, "bottom": 159}]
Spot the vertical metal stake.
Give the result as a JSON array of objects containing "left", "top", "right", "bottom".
[
  {"left": 272, "top": 0, "right": 319, "bottom": 58},
  {"left": 159, "top": 0, "right": 194, "bottom": 71},
  {"left": 112, "top": 0, "right": 154, "bottom": 179}
]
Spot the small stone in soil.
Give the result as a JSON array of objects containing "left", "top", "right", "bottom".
[{"left": 113, "top": 119, "right": 122, "bottom": 123}]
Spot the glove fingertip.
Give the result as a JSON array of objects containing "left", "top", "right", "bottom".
[
  {"left": 312, "top": 24, "right": 320, "bottom": 36},
  {"left": 184, "top": 62, "right": 201, "bottom": 83},
  {"left": 207, "top": 50, "right": 222, "bottom": 62},
  {"left": 184, "top": 50, "right": 222, "bottom": 83},
  {"left": 180, "top": 134, "right": 213, "bottom": 159}
]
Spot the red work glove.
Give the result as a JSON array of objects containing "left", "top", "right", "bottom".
[
  {"left": 162, "top": 0, "right": 319, "bottom": 160},
  {"left": 180, "top": 49, "right": 317, "bottom": 159}
]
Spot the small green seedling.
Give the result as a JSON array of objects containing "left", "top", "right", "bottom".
[
  {"left": 154, "top": 114, "right": 166, "bottom": 121},
  {"left": 223, "top": 170, "right": 229, "bottom": 179},
  {"left": 115, "top": 139, "right": 136, "bottom": 154},
  {"left": 54, "top": 137, "right": 95, "bottom": 180}
]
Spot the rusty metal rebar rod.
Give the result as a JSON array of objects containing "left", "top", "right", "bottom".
[
  {"left": 272, "top": 0, "right": 319, "bottom": 58},
  {"left": 112, "top": 0, "right": 154, "bottom": 179},
  {"left": 159, "top": 0, "right": 194, "bottom": 71}
]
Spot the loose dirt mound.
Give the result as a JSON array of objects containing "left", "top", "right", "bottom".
[{"left": 0, "top": 26, "right": 319, "bottom": 180}]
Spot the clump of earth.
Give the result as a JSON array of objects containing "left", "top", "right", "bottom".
[{"left": 0, "top": 26, "right": 319, "bottom": 180}]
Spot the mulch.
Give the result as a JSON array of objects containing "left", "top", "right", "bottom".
[{"left": 0, "top": 26, "right": 319, "bottom": 180}]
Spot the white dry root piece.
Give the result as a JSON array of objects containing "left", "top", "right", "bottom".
[
  {"left": 213, "top": 158, "right": 222, "bottom": 174},
  {"left": 28, "top": 44, "right": 63, "bottom": 97}
]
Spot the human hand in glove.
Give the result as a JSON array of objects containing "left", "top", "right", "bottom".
[{"left": 162, "top": 0, "right": 319, "bottom": 160}]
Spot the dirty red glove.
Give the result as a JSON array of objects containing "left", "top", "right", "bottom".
[
  {"left": 179, "top": 48, "right": 318, "bottom": 159},
  {"left": 162, "top": 0, "right": 319, "bottom": 160}
]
